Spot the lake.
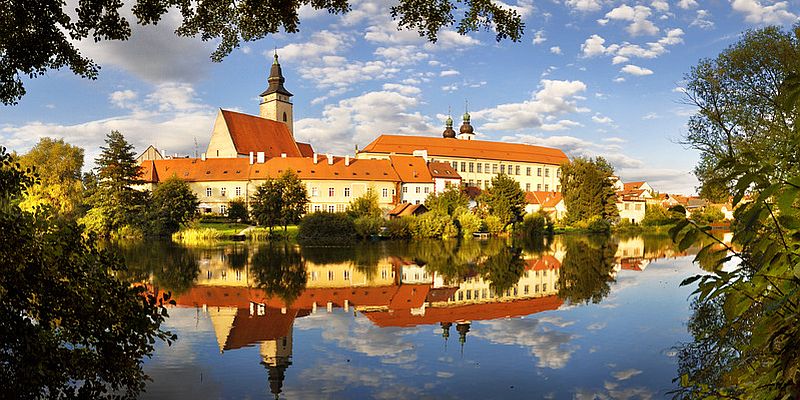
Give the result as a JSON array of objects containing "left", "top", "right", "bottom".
[{"left": 115, "top": 233, "right": 712, "bottom": 399}]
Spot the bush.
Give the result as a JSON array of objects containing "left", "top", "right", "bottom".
[
  {"left": 354, "top": 215, "right": 383, "bottom": 239},
  {"left": 456, "top": 212, "right": 483, "bottom": 238},
  {"left": 385, "top": 217, "right": 414, "bottom": 239},
  {"left": 411, "top": 213, "right": 449, "bottom": 238},
  {"left": 172, "top": 227, "right": 222, "bottom": 243},
  {"left": 227, "top": 199, "right": 249, "bottom": 223},
  {"left": 442, "top": 220, "right": 459, "bottom": 239},
  {"left": 347, "top": 190, "right": 383, "bottom": 219},
  {"left": 112, "top": 224, "right": 144, "bottom": 240},
  {"left": 641, "top": 204, "right": 673, "bottom": 226},
  {"left": 297, "top": 212, "right": 356, "bottom": 245},
  {"left": 586, "top": 216, "right": 611, "bottom": 233},
  {"left": 484, "top": 215, "right": 505, "bottom": 235},
  {"left": 690, "top": 206, "right": 725, "bottom": 224},
  {"left": 521, "top": 211, "right": 553, "bottom": 237}
]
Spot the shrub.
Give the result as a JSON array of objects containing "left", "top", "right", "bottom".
[
  {"left": 521, "top": 211, "right": 553, "bottom": 237},
  {"left": 411, "top": 213, "right": 449, "bottom": 238},
  {"left": 484, "top": 215, "right": 505, "bottom": 235},
  {"left": 641, "top": 204, "right": 672, "bottom": 226},
  {"left": 297, "top": 212, "right": 356, "bottom": 245},
  {"left": 171, "top": 227, "right": 222, "bottom": 244},
  {"left": 385, "top": 217, "right": 414, "bottom": 239},
  {"left": 354, "top": 215, "right": 383, "bottom": 239},
  {"left": 586, "top": 216, "right": 611, "bottom": 233},
  {"left": 456, "top": 212, "right": 483, "bottom": 238},
  {"left": 442, "top": 220, "right": 459, "bottom": 239},
  {"left": 690, "top": 206, "right": 725, "bottom": 224},
  {"left": 347, "top": 190, "right": 382, "bottom": 219},
  {"left": 227, "top": 199, "right": 249, "bottom": 223},
  {"left": 112, "top": 224, "right": 144, "bottom": 240}
]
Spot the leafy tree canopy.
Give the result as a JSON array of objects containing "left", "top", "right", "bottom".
[
  {"left": 560, "top": 156, "right": 618, "bottom": 224},
  {"left": 147, "top": 175, "right": 200, "bottom": 236},
  {"left": 425, "top": 184, "right": 469, "bottom": 217},
  {"left": 347, "top": 188, "right": 382, "bottom": 219},
  {"left": 1, "top": 0, "right": 524, "bottom": 105},
  {"left": 481, "top": 173, "right": 526, "bottom": 229},
  {"left": 16, "top": 137, "right": 84, "bottom": 217}
]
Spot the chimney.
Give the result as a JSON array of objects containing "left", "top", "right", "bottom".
[
  {"left": 201, "top": 152, "right": 206, "bottom": 161},
  {"left": 257, "top": 152, "right": 265, "bottom": 163},
  {"left": 327, "top": 153, "right": 333, "bottom": 165},
  {"left": 313, "top": 153, "right": 318, "bottom": 164},
  {"left": 281, "top": 153, "right": 287, "bottom": 158},
  {"left": 345, "top": 155, "right": 350, "bottom": 166},
  {"left": 249, "top": 152, "right": 254, "bottom": 165}
]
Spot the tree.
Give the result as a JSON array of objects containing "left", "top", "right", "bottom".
[
  {"left": 556, "top": 235, "right": 618, "bottom": 305},
  {"left": 227, "top": 198, "right": 249, "bottom": 222},
  {"left": 560, "top": 157, "right": 618, "bottom": 224},
  {"left": 0, "top": 147, "right": 175, "bottom": 398},
  {"left": 641, "top": 203, "right": 672, "bottom": 226},
  {"left": 250, "top": 178, "right": 283, "bottom": 232},
  {"left": 481, "top": 173, "right": 526, "bottom": 229},
  {"left": 83, "top": 130, "right": 147, "bottom": 236},
  {"left": 147, "top": 175, "right": 200, "bottom": 236},
  {"left": 252, "top": 243, "right": 307, "bottom": 305},
  {"left": 1, "top": 0, "right": 524, "bottom": 105},
  {"left": 17, "top": 137, "right": 84, "bottom": 217},
  {"left": 278, "top": 170, "right": 309, "bottom": 231},
  {"left": 425, "top": 184, "right": 469, "bottom": 216},
  {"left": 347, "top": 188, "right": 382, "bottom": 219}
]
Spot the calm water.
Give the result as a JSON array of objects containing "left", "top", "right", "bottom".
[{"left": 115, "top": 234, "right": 712, "bottom": 399}]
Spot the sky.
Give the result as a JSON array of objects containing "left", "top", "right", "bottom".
[{"left": 2, "top": 0, "right": 799, "bottom": 194}]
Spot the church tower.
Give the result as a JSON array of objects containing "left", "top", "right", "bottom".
[{"left": 260, "top": 52, "right": 294, "bottom": 136}]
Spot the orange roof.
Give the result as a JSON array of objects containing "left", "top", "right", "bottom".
[
  {"left": 525, "top": 191, "right": 562, "bottom": 207},
  {"left": 296, "top": 142, "right": 314, "bottom": 157},
  {"left": 139, "top": 157, "right": 251, "bottom": 183},
  {"left": 221, "top": 109, "right": 303, "bottom": 157},
  {"left": 524, "top": 255, "right": 561, "bottom": 271},
  {"left": 623, "top": 181, "right": 646, "bottom": 191},
  {"left": 363, "top": 295, "right": 563, "bottom": 327},
  {"left": 361, "top": 135, "right": 569, "bottom": 165},
  {"left": 224, "top": 307, "right": 297, "bottom": 350},
  {"left": 388, "top": 203, "right": 427, "bottom": 217},
  {"left": 427, "top": 161, "right": 461, "bottom": 179},
  {"left": 389, "top": 155, "right": 433, "bottom": 183}
]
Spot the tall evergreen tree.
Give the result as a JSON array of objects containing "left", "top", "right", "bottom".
[
  {"left": 560, "top": 157, "right": 619, "bottom": 224},
  {"left": 481, "top": 173, "right": 526, "bottom": 229}
]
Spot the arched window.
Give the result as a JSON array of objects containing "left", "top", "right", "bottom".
[{"left": 282, "top": 112, "right": 287, "bottom": 122}]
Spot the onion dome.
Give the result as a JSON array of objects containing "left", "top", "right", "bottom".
[
  {"left": 443, "top": 115, "right": 456, "bottom": 138},
  {"left": 459, "top": 112, "right": 474, "bottom": 135}
]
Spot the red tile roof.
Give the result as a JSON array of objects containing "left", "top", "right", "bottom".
[
  {"left": 221, "top": 109, "right": 303, "bottom": 157},
  {"left": 525, "top": 191, "right": 562, "bottom": 208},
  {"left": 361, "top": 135, "right": 569, "bottom": 165},
  {"left": 623, "top": 181, "right": 646, "bottom": 191},
  {"left": 296, "top": 142, "right": 314, "bottom": 157},
  {"left": 388, "top": 203, "right": 427, "bottom": 217},
  {"left": 223, "top": 307, "right": 297, "bottom": 350},
  {"left": 427, "top": 161, "right": 461, "bottom": 179},
  {"left": 389, "top": 155, "right": 433, "bottom": 183}
]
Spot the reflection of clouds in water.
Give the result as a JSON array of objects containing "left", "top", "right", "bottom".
[
  {"left": 473, "top": 317, "right": 578, "bottom": 369},
  {"left": 537, "top": 315, "right": 576, "bottom": 328},
  {"left": 587, "top": 322, "right": 607, "bottom": 331},
  {"left": 574, "top": 381, "right": 655, "bottom": 400},
  {"left": 293, "top": 310, "right": 420, "bottom": 364},
  {"left": 436, "top": 371, "right": 454, "bottom": 378},
  {"left": 612, "top": 368, "right": 643, "bottom": 380}
]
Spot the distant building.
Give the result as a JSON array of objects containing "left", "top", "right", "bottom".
[
  {"left": 525, "top": 191, "right": 566, "bottom": 221},
  {"left": 135, "top": 145, "right": 163, "bottom": 164}
]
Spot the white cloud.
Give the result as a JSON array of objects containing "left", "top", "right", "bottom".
[
  {"left": 604, "top": 5, "right": 660, "bottom": 36},
  {"left": 651, "top": 0, "right": 670, "bottom": 12},
  {"left": 614, "top": 77, "right": 626, "bottom": 83},
  {"left": 533, "top": 30, "right": 547, "bottom": 45},
  {"left": 425, "top": 30, "right": 482, "bottom": 49},
  {"left": 642, "top": 112, "right": 660, "bottom": 119},
  {"left": 495, "top": 0, "right": 536, "bottom": 18},
  {"left": 566, "top": 0, "right": 603, "bottom": 12},
  {"left": 612, "top": 55, "right": 630, "bottom": 64},
  {"left": 474, "top": 79, "right": 588, "bottom": 131},
  {"left": 382, "top": 83, "right": 422, "bottom": 96},
  {"left": 550, "top": 46, "right": 563, "bottom": 54},
  {"left": 502, "top": 133, "right": 644, "bottom": 169},
  {"left": 474, "top": 318, "right": 578, "bottom": 369},
  {"left": 541, "top": 119, "right": 583, "bottom": 131},
  {"left": 297, "top": 56, "right": 400, "bottom": 89},
  {"left": 581, "top": 29, "right": 684, "bottom": 60},
  {"left": 690, "top": 10, "right": 715, "bottom": 29},
  {"left": 374, "top": 46, "right": 429, "bottom": 66},
  {"left": 440, "top": 69, "right": 460, "bottom": 77},
  {"left": 731, "top": 0, "right": 798, "bottom": 24},
  {"left": 276, "top": 30, "right": 352, "bottom": 61},
  {"left": 581, "top": 35, "right": 610, "bottom": 57},
  {"left": 621, "top": 64, "right": 654, "bottom": 76},
  {"left": 592, "top": 114, "right": 613, "bottom": 124},
  {"left": 109, "top": 90, "right": 138, "bottom": 109},
  {"left": 677, "top": 0, "right": 699, "bottom": 9},
  {"left": 441, "top": 84, "right": 459, "bottom": 92}
]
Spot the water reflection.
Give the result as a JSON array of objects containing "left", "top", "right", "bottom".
[{"left": 119, "top": 234, "right": 713, "bottom": 398}]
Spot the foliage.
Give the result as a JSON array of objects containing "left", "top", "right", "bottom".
[
  {"left": 410, "top": 212, "right": 450, "bottom": 238},
  {"left": 586, "top": 215, "right": 612, "bottom": 233},
  {"left": 689, "top": 206, "right": 725, "bottom": 225},
  {"left": 561, "top": 157, "right": 619, "bottom": 224},
  {"left": 1, "top": 0, "right": 523, "bottom": 105},
  {"left": 442, "top": 219, "right": 459, "bottom": 239},
  {"left": 146, "top": 176, "right": 200, "bottom": 236},
  {"left": 385, "top": 216, "right": 414, "bottom": 239},
  {"left": 227, "top": 198, "right": 249, "bottom": 223},
  {"left": 480, "top": 245, "right": 526, "bottom": 295},
  {"left": 84, "top": 131, "right": 147, "bottom": 237},
  {"left": 670, "top": 26, "right": 800, "bottom": 399},
  {"left": 354, "top": 215, "right": 383, "bottom": 239},
  {"left": 484, "top": 215, "right": 505, "bottom": 235},
  {"left": 17, "top": 137, "right": 84, "bottom": 217},
  {"left": 642, "top": 204, "right": 674, "bottom": 226},
  {"left": 251, "top": 243, "right": 307, "bottom": 305},
  {"left": 297, "top": 212, "right": 356, "bottom": 245},
  {"left": 481, "top": 173, "right": 527, "bottom": 229},
  {"left": 250, "top": 170, "right": 309, "bottom": 233},
  {"left": 278, "top": 170, "right": 309, "bottom": 230},
  {"left": 425, "top": 185, "right": 469, "bottom": 216},
  {"left": 557, "top": 235, "right": 618, "bottom": 305},
  {"left": 347, "top": 188, "right": 383, "bottom": 219},
  {"left": 0, "top": 148, "right": 175, "bottom": 398},
  {"left": 456, "top": 211, "right": 484, "bottom": 238},
  {"left": 521, "top": 211, "right": 553, "bottom": 237},
  {"left": 171, "top": 227, "right": 222, "bottom": 243}
]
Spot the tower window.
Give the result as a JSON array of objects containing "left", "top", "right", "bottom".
[{"left": 283, "top": 112, "right": 287, "bottom": 122}]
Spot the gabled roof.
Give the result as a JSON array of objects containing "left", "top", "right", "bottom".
[
  {"left": 223, "top": 307, "right": 297, "bottom": 351},
  {"left": 389, "top": 155, "right": 433, "bottom": 183},
  {"left": 525, "top": 191, "right": 562, "bottom": 208},
  {"left": 139, "top": 157, "right": 251, "bottom": 183},
  {"left": 428, "top": 161, "right": 460, "bottom": 179},
  {"left": 623, "top": 181, "right": 646, "bottom": 191},
  {"left": 221, "top": 109, "right": 302, "bottom": 157},
  {"left": 389, "top": 203, "right": 427, "bottom": 217},
  {"left": 296, "top": 142, "right": 314, "bottom": 157},
  {"left": 360, "top": 135, "right": 569, "bottom": 165}
]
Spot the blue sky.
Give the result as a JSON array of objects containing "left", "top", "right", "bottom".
[{"left": 2, "top": 0, "right": 798, "bottom": 194}]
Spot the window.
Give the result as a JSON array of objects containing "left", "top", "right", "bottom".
[
  {"left": 312, "top": 187, "right": 319, "bottom": 197},
  {"left": 344, "top": 187, "right": 351, "bottom": 197},
  {"left": 477, "top": 180, "right": 482, "bottom": 188},
  {"left": 220, "top": 205, "right": 227, "bottom": 214},
  {"left": 403, "top": 186, "right": 408, "bottom": 193},
  {"left": 337, "top": 204, "right": 346, "bottom": 212},
  {"left": 544, "top": 184, "right": 549, "bottom": 191},
  {"left": 235, "top": 187, "right": 242, "bottom": 196},
  {"left": 382, "top": 188, "right": 389, "bottom": 197},
  {"left": 220, "top": 187, "right": 227, "bottom": 197},
  {"left": 310, "top": 271, "right": 318, "bottom": 281},
  {"left": 282, "top": 112, "right": 287, "bottom": 122},
  {"left": 537, "top": 184, "right": 542, "bottom": 191},
  {"left": 526, "top": 183, "right": 531, "bottom": 191},
  {"left": 415, "top": 200, "right": 420, "bottom": 204},
  {"left": 451, "top": 161, "right": 458, "bottom": 169},
  {"left": 328, "top": 271, "right": 334, "bottom": 280},
  {"left": 466, "top": 290, "right": 472, "bottom": 300},
  {"left": 313, "top": 205, "right": 321, "bottom": 212},
  {"left": 537, "top": 167, "right": 542, "bottom": 176},
  {"left": 206, "top": 188, "right": 212, "bottom": 197},
  {"left": 515, "top": 165, "right": 520, "bottom": 175},
  {"left": 625, "top": 203, "right": 630, "bottom": 210},
  {"left": 500, "top": 165, "right": 506, "bottom": 174},
  {"left": 328, "top": 187, "right": 335, "bottom": 197},
  {"left": 556, "top": 168, "right": 561, "bottom": 178},
  {"left": 328, "top": 205, "right": 335, "bottom": 212},
  {"left": 415, "top": 186, "right": 421, "bottom": 193},
  {"left": 543, "top": 283, "right": 547, "bottom": 292},
  {"left": 526, "top": 167, "right": 532, "bottom": 176},
  {"left": 343, "top": 270, "right": 350, "bottom": 280},
  {"left": 545, "top": 168, "right": 550, "bottom": 177},
  {"left": 535, "top": 284, "right": 540, "bottom": 293},
  {"left": 460, "top": 162, "right": 466, "bottom": 172},
  {"left": 476, "top": 163, "right": 482, "bottom": 173},
  {"left": 492, "top": 164, "right": 498, "bottom": 174},
  {"left": 468, "top": 180, "right": 474, "bottom": 186},
  {"left": 485, "top": 163, "right": 490, "bottom": 173},
  {"left": 424, "top": 187, "right": 430, "bottom": 193},
  {"left": 469, "top": 162, "right": 474, "bottom": 172},
  {"left": 635, "top": 203, "right": 642, "bottom": 210},
  {"left": 381, "top": 269, "right": 387, "bottom": 279}
]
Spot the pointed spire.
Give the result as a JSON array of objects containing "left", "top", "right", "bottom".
[{"left": 261, "top": 50, "right": 293, "bottom": 97}]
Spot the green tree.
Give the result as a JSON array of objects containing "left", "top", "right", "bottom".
[
  {"left": 147, "top": 175, "right": 200, "bottom": 236},
  {"left": 250, "top": 178, "right": 283, "bottom": 232},
  {"left": 227, "top": 198, "right": 249, "bottom": 222},
  {"left": 0, "top": 147, "right": 175, "bottom": 398},
  {"left": 83, "top": 130, "right": 147, "bottom": 236},
  {"left": 481, "top": 173, "right": 526, "bottom": 229},
  {"left": 17, "top": 137, "right": 84, "bottom": 217},
  {"left": 557, "top": 235, "right": 618, "bottom": 305},
  {"left": 425, "top": 184, "right": 469, "bottom": 216},
  {"left": 251, "top": 243, "right": 307, "bottom": 305},
  {"left": 481, "top": 245, "right": 525, "bottom": 296},
  {"left": 278, "top": 169, "right": 309, "bottom": 231},
  {"left": 297, "top": 212, "right": 357, "bottom": 245},
  {"left": 347, "top": 188, "right": 382, "bottom": 219},
  {"left": 560, "top": 157, "right": 619, "bottom": 225},
  {"left": 1, "top": 0, "right": 524, "bottom": 105},
  {"left": 641, "top": 203, "right": 673, "bottom": 226}
]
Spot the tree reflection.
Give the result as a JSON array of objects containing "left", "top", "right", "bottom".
[
  {"left": 557, "top": 235, "right": 618, "bottom": 305},
  {"left": 481, "top": 245, "right": 525, "bottom": 296},
  {"left": 227, "top": 244, "right": 249, "bottom": 270},
  {"left": 112, "top": 240, "right": 200, "bottom": 295},
  {"left": 251, "top": 243, "right": 307, "bottom": 305}
]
